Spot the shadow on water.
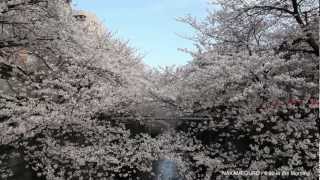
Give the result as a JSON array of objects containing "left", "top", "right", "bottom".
[
  {"left": 0, "top": 145, "right": 45, "bottom": 180},
  {"left": 1, "top": 119, "right": 181, "bottom": 180},
  {"left": 152, "top": 159, "right": 183, "bottom": 180},
  {"left": 124, "top": 120, "right": 164, "bottom": 138},
  {"left": 1, "top": 148, "right": 183, "bottom": 180}
]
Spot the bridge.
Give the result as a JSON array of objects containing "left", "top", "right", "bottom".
[{"left": 109, "top": 116, "right": 214, "bottom": 121}]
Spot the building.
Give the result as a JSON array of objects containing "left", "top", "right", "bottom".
[{"left": 72, "top": 10, "right": 107, "bottom": 37}]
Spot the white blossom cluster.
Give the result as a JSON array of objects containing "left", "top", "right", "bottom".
[{"left": 0, "top": 0, "right": 319, "bottom": 179}]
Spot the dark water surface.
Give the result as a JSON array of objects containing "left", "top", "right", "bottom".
[
  {"left": 1, "top": 151, "right": 44, "bottom": 180},
  {"left": 1, "top": 120, "right": 181, "bottom": 180},
  {"left": 4, "top": 156, "right": 183, "bottom": 180}
]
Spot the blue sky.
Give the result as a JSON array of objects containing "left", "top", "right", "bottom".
[{"left": 73, "top": 0, "right": 208, "bottom": 67}]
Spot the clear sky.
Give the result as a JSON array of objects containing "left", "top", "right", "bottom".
[{"left": 73, "top": 0, "right": 208, "bottom": 68}]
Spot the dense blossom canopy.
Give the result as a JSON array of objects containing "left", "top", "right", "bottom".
[{"left": 0, "top": 0, "right": 318, "bottom": 179}]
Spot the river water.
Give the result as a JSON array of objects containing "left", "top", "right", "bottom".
[
  {"left": 152, "top": 159, "right": 182, "bottom": 180},
  {"left": 2, "top": 120, "right": 183, "bottom": 180},
  {"left": 4, "top": 151, "right": 183, "bottom": 180}
]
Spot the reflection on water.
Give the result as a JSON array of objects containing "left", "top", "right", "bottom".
[
  {"left": 152, "top": 159, "right": 182, "bottom": 180},
  {"left": 0, "top": 149, "right": 45, "bottom": 180},
  {"left": 2, "top": 151, "right": 183, "bottom": 180}
]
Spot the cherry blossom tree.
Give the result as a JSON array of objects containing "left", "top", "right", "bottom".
[
  {"left": 0, "top": 1, "right": 156, "bottom": 179},
  {"left": 170, "top": 0, "right": 319, "bottom": 179},
  {"left": 0, "top": 0, "right": 318, "bottom": 179},
  {"left": 179, "top": 0, "right": 319, "bottom": 56}
]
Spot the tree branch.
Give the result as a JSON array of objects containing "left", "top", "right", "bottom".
[
  {"left": 245, "top": 5, "right": 294, "bottom": 15},
  {"left": 291, "top": 0, "right": 305, "bottom": 26}
]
